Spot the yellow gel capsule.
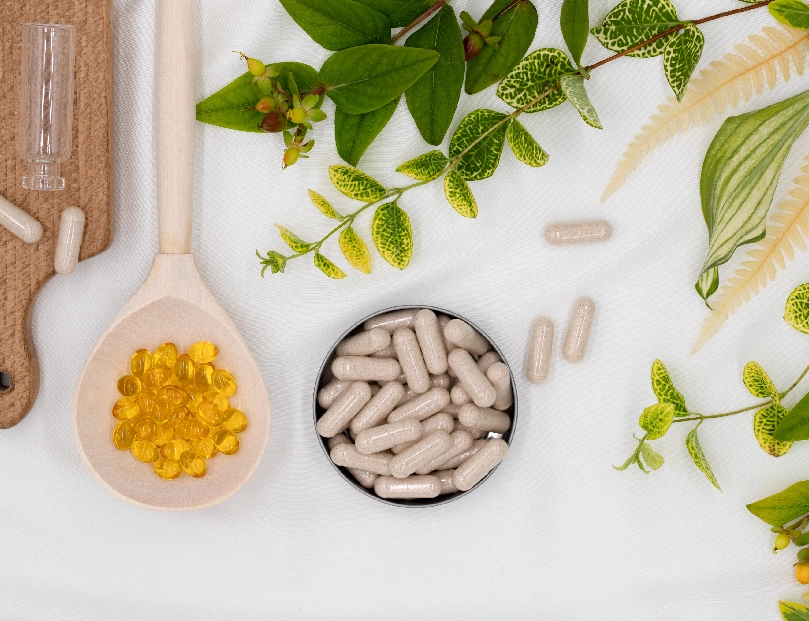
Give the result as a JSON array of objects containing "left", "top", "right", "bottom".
[
  {"left": 188, "top": 341, "right": 219, "bottom": 364},
  {"left": 153, "top": 457, "right": 182, "bottom": 480},
  {"left": 223, "top": 408, "right": 248, "bottom": 433},
  {"left": 181, "top": 417, "right": 210, "bottom": 440},
  {"left": 153, "top": 343, "right": 179, "bottom": 368},
  {"left": 194, "top": 363, "right": 214, "bottom": 392},
  {"left": 138, "top": 390, "right": 158, "bottom": 416},
  {"left": 151, "top": 397, "right": 173, "bottom": 425},
  {"left": 129, "top": 411, "right": 147, "bottom": 426},
  {"left": 142, "top": 365, "right": 172, "bottom": 390},
  {"left": 165, "top": 405, "right": 187, "bottom": 427},
  {"left": 185, "top": 389, "right": 204, "bottom": 413},
  {"left": 112, "top": 396, "right": 140, "bottom": 420},
  {"left": 197, "top": 400, "right": 226, "bottom": 426},
  {"left": 158, "top": 385, "right": 187, "bottom": 407},
  {"left": 211, "top": 369, "right": 237, "bottom": 397},
  {"left": 174, "top": 354, "right": 195, "bottom": 386},
  {"left": 203, "top": 389, "right": 229, "bottom": 412},
  {"left": 180, "top": 450, "right": 207, "bottom": 478},
  {"left": 153, "top": 424, "right": 174, "bottom": 447},
  {"left": 117, "top": 375, "right": 141, "bottom": 397},
  {"left": 162, "top": 438, "right": 191, "bottom": 460},
  {"left": 213, "top": 429, "right": 239, "bottom": 455},
  {"left": 191, "top": 437, "right": 217, "bottom": 459},
  {"left": 134, "top": 418, "right": 157, "bottom": 441},
  {"left": 131, "top": 439, "right": 158, "bottom": 463},
  {"left": 112, "top": 419, "right": 135, "bottom": 450},
  {"left": 130, "top": 349, "right": 152, "bottom": 378}
]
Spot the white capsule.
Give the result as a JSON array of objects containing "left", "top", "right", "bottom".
[
  {"left": 318, "top": 379, "right": 353, "bottom": 409},
  {"left": 331, "top": 443, "right": 392, "bottom": 476},
  {"left": 444, "top": 319, "right": 490, "bottom": 356},
  {"left": 414, "top": 309, "right": 448, "bottom": 375},
  {"left": 374, "top": 475, "right": 441, "bottom": 499},
  {"left": 364, "top": 309, "right": 417, "bottom": 333},
  {"left": 450, "top": 383, "right": 472, "bottom": 406},
  {"left": 442, "top": 402, "right": 461, "bottom": 417},
  {"left": 332, "top": 356, "right": 402, "bottom": 382},
  {"left": 459, "top": 403, "right": 511, "bottom": 434},
  {"left": 526, "top": 317, "right": 553, "bottom": 384},
  {"left": 326, "top": 433, "right": 352, "bottom": 451},
  {"left": 391, "top": 412, "right": 455, "bottom": 453},
  {"left": 355, "top": 418, "right": 422, "bottom": 455},
  {"left": 437, "top": 314, "right": 457, "bottom": 353},
  {"left": 416, "top": 430, "right": 473, "bottom": 474},
  {"left": 439, "top": 438, "right": 487, "bottom": 469},
  {"left": 54, "top": 206, "right": 85, "bottom": 274},
  {"left": 0, "top": 194, "right": 42, "bottom": 244},
  {"left": 448, "top": 348, "right": 496, "bottom": 408},
  {"left": 393, "top": 327, "right": 431, "bottom": 394},
  {"left": 390, "top": 431, "right": 452, "bottom": 478},
  {"left": 453, "top": 438, "right": 508, "bottom": 491},
  {"left": 350, "top": 381, "right": 405, "bottom": 435},
  {"left": 486, "top": 362, "right": 513, "bottom": 411},
  {"left": 477, "top": 351, "right": 502, "bottom": 374},
  {"left": 336, "top": 327, "right": 391, "bottom": 356},
  {"left": 545, "top": 220, "right": 612, "bottom": 245},
  {"left": 563, "top": 297, "right": 596, "bottom": 363},
  {"left": 316, "top": 381, "right": 373, "bottom": 438},
  {"left": 435, "top": 469, "right": 459, "bottom": 495},
  {"left": 430, "top": 374, "right": 451, "bottom": 389},
  {"left": 348, "top": 468, "right": 378, "bottom": 488},
  {"left": 387, "top": 387, "right": 451, "bottom": 423},
  {"left": 453, "top": 421, "right": 484, "bottom": 440},
  {"left": 370, "top": 342, "right": 398, "bottom": 359}
]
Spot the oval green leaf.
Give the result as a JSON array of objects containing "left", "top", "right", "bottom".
[
  {"left": 770, "top": 0, "right": 809, "bottom": 30},
  {"left": 590, "top": 0, "right": 681, "bottom": 58},
  {"left": 663, "top": 22, "right": 704, "bottom": 101},
  {"left": 559, "top": 74, "right": 602, "bottom": 129},
  {"left": 754, "top": 404, "right": 792, "bottom": 457},
  {"left": 561, "top": 0, "right": 590, "bottom": 68},
  {"left": 328, "top": 165, "right": 388, "bottom": 201},
  {"left": 496, "top": 49, "right": 575, "bottom": 113},
  {"left": 353, "top": 0, "right": 435, "bottom": 27},
  {"left": 686, "top": 424, "right": 721, "bottom": 491},
  {"left": 396, "top": 150, "right": 449, "bottom": 181},
  {"left": 640, "top": 442, "right": 664, "bottom": 470},
  {"left": 371, "top": 202, "right": 413, "bottom": 269},
  {"left": 747, "top": 480, "right": 809, "bottom": 526},
  {"left": 506, "top": 121, "right": 548, "bottom": 167},
  {"left": 339, "top": 226, "right": 373, "bottom": 274},
  {"left": 650, "top": 359, "right": 688, "bottom": 417},
  {"left": 774, "top": 391, "right": 809, "bottom": 441},
  {"left": 308, "top": 190, "right": 343, "bottom": 220},
  {"left": 785, "top": 283, "right": 809, "bottom": 334},
  {"left": 443, "top": 170, "right": 478, "bottom": 218},
  {"left": 314, "top": 252, "right": 347, "bottom": 279},
  {"left": 639, "top": 403, "right": 674, "bottom": 440},
  {"left": 278, "top": 0, "right": 391, "bottom": 51},
  {"left": 275, "top": 225, "right": 312, "bottom": 253},
  {"left": 779, "top": 601, "right": 809, "bottom": 620},
  {"left": 449, "top": 109, "right": 511, "bottom": 181},
  {"left": 335, "top": 97, "right": 400, "bottom": 167},
  {"left": 743, "top": 361, "right": 779, "bottom": 403}
]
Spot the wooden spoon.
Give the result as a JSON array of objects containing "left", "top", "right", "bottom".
[{"left": 72, "top": 0, "right": 271, "bottom": 510}]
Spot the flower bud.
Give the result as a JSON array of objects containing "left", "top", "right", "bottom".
[
  {"left": 255, "top": 97, "right": 277, "bottom": 114},
  {"left": 287, "top": 107, "right": 307, "bottom": 124},
  {"left": 260, "top": 110, "right": 285, "bottom": 133},
  {"left": 246, "top": 57, "right": 265, "bottom": 77},
  {"left": 464, "top": 33, "right": 484, "bottom": 61}
]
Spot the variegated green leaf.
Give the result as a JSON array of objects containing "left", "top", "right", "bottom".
[
  {"left": 314, "top": 252, "right": 346, "bottom": 279},
  {"left": 785, "top": 283, "right": 809, "bottom": 334},
  {"left": 275, "top": 225, "right": 312, "bottom": 253},
  {"left": 559, "top": 74, "right": 602, "bottom": 129},
  {"left": 754, "top": 403, "right": 793, "bottom": 457},
  {"left": 663, "top": 22, "right": 704, "bottom": 101},
  {"left": 640, "top": 442, "right": 664, "bottom": 470},
  {"left": 496, "top": 49, "right": 574, "bottom": 113},
  {"left": 443, "top": 170, "right": 477, "bottom": 218},
  {"left": 650, "top": 360, "right": 688, "bottom": 417},
  {"left": 591, "top": 0, "right": 681, "bottom": 58},
  {"left": 449, "top": 109, "right": 511, "bottom": 181},
  {"left": 339, "top": 226, "right": 372, "bottom": 274},
  {"left": 506, "top": 121, "right": 548, "bottom": 167},
  {"left": 308, "top": 190, "right": 342, "bottom": 220},
  {"left": 639, "top": 403, "right": 675, "bottom": 440},
  {"left": 328, "top": 165, "right": 388, "bottom": 202},
  {"left": 743, "top": 361, "right": 779, "bottom": 403},
  {"left": 770, "top": 0, "right": 809, "bottom": 30},
  {"left": 396, "top": 150, "right": 449, "bottom": 181},
  {"left": 371, "top": 202, "right": 412, "bottom": 269},
  {"left": 695, "top": 266, "right": 718, "bottom": 303},
  {"left": 780, "top": 601, "right": 809, "bottom": 621},
  {"left": 686, "top": 424, "right": 721, "bottom": 490}
]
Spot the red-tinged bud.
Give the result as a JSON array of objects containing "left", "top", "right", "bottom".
[
  {"left": 260, "top": 110, "right": 285, "bottom": 133},
  {"left": 464, "top": 33, "right": 484, "bottom": 61},
  {"left": 255, "top": 97, "right": 277, "bottom": 114},
  {"left": 282, "top": 147, "right": 300, "bottom": 169}
]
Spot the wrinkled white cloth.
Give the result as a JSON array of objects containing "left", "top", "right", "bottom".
[{"left": 4, "top": 1, "right": 809, "bottom": 619}]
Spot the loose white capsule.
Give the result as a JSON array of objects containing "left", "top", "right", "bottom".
[
  {"left": 318, "top": 379, "right": 353, "bottom": 409},
  {"left": 526, "top": 317, "right": 553, "bottom": 384},
  {"left": 391, "top": 412, "right": 455, "bottom": 453},
  {"left": 332, "top": 356, "right": 402, "bottom": 382},
  {"left": 364, "top": 309, "right": 417, "bottom": 333},
  {"left": 393, "top": 328, "right": 431, "bottom": 394},
  {"left": 336, "top": 327, "right": 391, "bottom": 356},
  {"left": 390, "top": 430, "right": 452, "bottom": 478},
  {"left": 453, "top": 438, "right": 508, "bottom": 491},
  {"left": 374, "top": 475, "right": 441, "bottom": 499},
  {"left": 350, "top": 381, "right": 405, "bottom": 435},
  {"left": 486, "top": 362, "right": 513, "bottom": 411},
  {"left": 417, "top": 430, "right": 473, "bottom": 474},
  {"left": 326, "top": 433, "right": 352, "bottom": 451},
  {"left": 545, "top": 220, "right": 612, "bottom": 245},
  {"left": 459, "top": 403, "right": 511, "bottom": 434},
  {"left": 316, "top": 381, "right": 373, "bottom": 438},
  {"left": 444, "top": 319, "right": 490, "bottom": 356},
  {"left": 370, "top": 342, "right": 398, "bottom": 359},
  {"left": 348, "top": 468, "right": 378, "bottom": 488},
  {"left": 439, "top": 438, "right": 487, "bottom": 469},
  {"left": 448, "top": 348, "right": 496, "bottom": 408},
  {"left": 54, "top": 206, "right": 85, "bottom": 274},
  {"left": 435, "top": 469, "right": 459, "bottom": 495},
  {"left": 563, "top": 297, "right": 596, "bottom": 363},
  {"left": 387, "top": 387, "right": 451, "bottom": 423},
  {"left": 0, "top": 194, "right": 42, "bottom": 244},
  {"left": 355, "top": 418, "right": 422, "bottom": 455},
  {"left": 477, "top": 351, "right": 502, "bottom": 374},
  {"left": 414, "top": 309, "right": 448, "bottom": 375},
  {"left": 451, "top": 383, "right": 472, "bottom": 406},
  {"left": 453, "top": 421, "right": 484, "bottom": 440},
  {"left": 330, "top": 443, "right": 392, "bottom": 476}
]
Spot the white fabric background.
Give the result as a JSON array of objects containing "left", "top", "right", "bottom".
[{"left": 4, "top": 0, "right": 809, "bottom": 618}]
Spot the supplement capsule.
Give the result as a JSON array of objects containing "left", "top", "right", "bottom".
[
  {"left": 350, "top": 381, "right": 405, "bottom": 435},
  {"left": 331, "top": 443, "right": 392, "bottom": 476},
  {"left": 437, "top": 314, "right": 456, "bottom": 354},
  {"left": 430, "top": 374, "right": 451, "bottom": 389},
  {"left": 486, "top": 362, "right": 513, "bottom": 411},
  {"left": 435, "top": 469, "right": 459, "bottom": 495},
  {"left": 370, "top": 343, "right": 398, "bottom": 359},
  {"left": 363, "top": 309, "right": 417, "bottom": 333},
  {"left": 526, "top": 317, "right": 553, "bottom": 384},
  {"left": 439, "top": 438, "right": 487, "bottom": 470},
  {"left": 318, "top": 379, "right": 353, "bottom": 409},
  {"left": 448, "top": 348, "right": 496, "bottom": 408},
  {"left": 453, "top": 438, "right": 508, "bottom": 491},
  {"left": 180, "top": 450, "right": 207, "bottom": 477},
  {"left": 387, "top": 387, "right": 451, "bottom": 423},
  {"left": 223, "top": 408, "right": 248, "bottom": 433},
  {"left": 393, "top": 328, "right": 430, "bottom": 394},
  {"left": 444, "top": 319, "right": 489, "bottom": 356},
  {"left": 117, "top": 375, "right": 141, "bottom": 397},
  {"left": 336, "top": 327, "right": 391, "bottom": 356},
  {"left": 349, "top": 468, "right": 379, "bottom": 489},
  {"left": 478, "top": 351, "right": 502, "bottom": 374},
  {"left": 142, "top": 365, "right": 171, "bottom": 390},
  {"left": 213, "top": 429, "right": 240, "bottom": 454},
  {"left": 417, "top": 430, "right": 473, "bottom": 475},
  {"left": 174, "top": 354, "right": 195, "bottom": 385},
  {"left": 134, "top": 418, "right": 157, "bottom": 441},
  {"left": 544, "top": 220, "right": 612, "bottom": 245},
  {"left": 212, "top": 369, "right": 237, "bottom": 396},
  {"left": 459, "top": 403, "right": 511, "bottom": 434},
  {"left": 157, "top": 385, "right": 187, "bottom": 406},
  {"left": 131, "top": 439, "right": 158, "bottom": 463},
  {"left": 327, "top": 433, "right": 352, "bottom": 451},
  {"left": 152, "top": 424, "right": 174, "bottom": 447},
  {"left": 153, "top": 457, "right": 182, "bottom": 480},
  {"left": 332, "top": 356, "right": 402, "bottom": 383},
  {"left": 450, "top": 384, "right": 472, "bottom": 406},
  {"left": 185, "top": 389, "right": 203, "bottom": 413},
  {"left": 0, "top": 194, "right": 42, "bottom": 243},
  {"left": 563, "top": 297, "right": 596, "bottom": 363},
  {"left": 191, "top": 437, "right": 217, "bottom": 459},
  {"left": 183, "top": 417, "right": 211, "bottom": 440},
  {"left": 54, "top": 206, "right": 85, "bottom": 274},
  {"left": 162, "top": 438, "right": 192, "bottom": 461},
  {"left": 355, "top": 418, "right": 422, "bottom": 455},
  {"left": 188, "top": 341, "right": 218, "bottom": 364},
  {"left": 112, "top": 419, "right": 135, "bottom": 450},
  {"left": 389, "top": 430, "right": 451, "bottom": 478},
  {"left": 317, "top": 381, "right": 373, "bottom": 438},
  {"left": 194, "top": 362, "right": 214, "bottom": 391},
  {"left": 198, "top": 400, "right": 226, "bottom": 426},
  {"left": 130, "top": 349, "right": 152, "bottom": 378},
  {"left": 393, "top": 411, "right": 457, "bottom": 454},
  {"left": 112, "top": 396, "right": 140, "bottom": 420},
  {"left": 153, "top": 343, "right": 179, "bottom": 368},
  {"left": 442, "top": 402, "right": 461, "bottom": 417},
  {"left": 414, "top": 309, "right": 448, "bottom": 375},
  {"left": 453, "top": 421, "right": 485, "bottom": 440},
  {"left": 374, "top": 475, "right": 441, "bottom": 499}
]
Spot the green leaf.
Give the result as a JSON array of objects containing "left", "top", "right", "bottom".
[
  {"left": 770, "top": 0, "right": 809, "bottom": 30},
  {"left": 328, "top": 165, "right": 388, "bottom": 201},
  {"left": 352, "top": 0, "right": 435, "bottom": 27},
  {"left": 614, "top": 437, "right": 644, "bottom": 471},
  {"left": 686, "top": 424, "right": 721, "bottom": 490},
  {"left": 496, "top": 49, "right": 575, "bottom": 113},
  {"left": 640, "top": 442, "right": 664, "bottom": 470},
  {"left": 780, "top": 601, "right": 809, "bottom": 621},
  {"left": 275, "top": 225, "right": 312, "bottom": 253},
  {"left": 465, "top": 0, "right": 539, "bottom": 95},
  {"left": 743, "top": 361, "right": 780, "bottom": 403},
  {"left": 663, "top": 22, "right": 704, "bottom": 101},
  {"left": 396, "top": 150, "right": 449, "bottom": 181},
  {"left": 650, "top": 360, "right": 688, "bottom": 417},
  {"left": 796, "top": 532, "right": 809, "bottom": 546},
  {"left": 559, "top": 74, "right": 602, "bottom": 129},
  {"left": 747, "top": 481, "right": 809, "bottom": 526},
  {"left": 314, "top": 252, "right": 347, "bottom": 279},
  {"left": 639, "top": 403, "right": 675, "bottom": 440},
  {"left": 591, "top": 0, "right": 681, "bottom": 58},
  {"left": 404, "top": 4, "right": 465, "bottom": 145},
  {"left": 443, "top": 170, "right": 478, "bottom": 218},
  {"left": 774, "top": 391, "right": 809, "bottom": 441},
  {"left": 754, "top": 404, "right": 793, "bottom": 457},
  {"left": 308, "top": 190, "right": 343, "bottom": 220},
  {"left": 506, "top": 121, "right": 548, "bottom": 167},
  {"left": 695, "top": 266, "right": 718, "bottom": 303},
  {"left": 339, "top": 226, "right": 373, "bottom": 274},
  {"left": 697, "top": 89, "right": 809, "bottom": 285},
  {"left": 560, "top": 0, "right": 590, "bottom": 68},
  {"left": 449, "top": 109, "right": 511, "bottom": 181},
  {"left": 371, "top": 202, "right": 413, "bottom": 269},
  {"left": 785, "top": 283, "right": 809, "bottom": 334},
  {"left": 278, "top": 0, "right": 391, "bottom": 51},
  {"left": 335, "top": 97, "right": 400, "bottom": 167}
]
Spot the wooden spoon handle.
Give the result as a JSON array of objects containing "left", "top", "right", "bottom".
[{"left": 156, "top": 0, "right": 195, "bottom": 254}]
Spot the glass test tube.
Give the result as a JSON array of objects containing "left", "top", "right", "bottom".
[{"left": 19, "top": 23, "right": 76, "bottom": 191}]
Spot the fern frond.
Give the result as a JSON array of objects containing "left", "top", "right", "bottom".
[
  {"left": 602, "top": 26, "right": 809, "bottom": 202},
  {"left": 692, "top": 156, "right": 809, "bottom": 353}
]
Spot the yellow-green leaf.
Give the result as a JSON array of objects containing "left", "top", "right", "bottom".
[
  {"left": 785, "top": 283, "right": 809, "bottom": 334},
  {"left": 496, "top": 48, "right": 574, "bottom": 113},
  {"left": 443, "top": 170, "right": 477, "bottom": 218},
  {"left": 640, "top": 442, "right": 664, "bottom": 470},
  {"left": 506, "top": 121, "right": 548, "bottom": 167},
  {"left": 754, "top": 403, "right": 793, "bottom": 457},
  {"left": 314, "top": 252, "right": 346, "bottom": 279},
  {"left": 449, "top": 109, "right": 511, "bottom": 181},
  {"left": 396, "top": 150, "right": 449, "bottom": 181},
  {"left": 275, "top": 225, "right": 312, "bottom": 253},
  {"left": 780, "top": 600, "right": 809, "bottom": 621},
  {"left": 651, "top": 360, "right": 688, "bottom": 417},
  {"left": 371, "top": 201, "right": 412, "bottom": 270},
  {"left": 743, "top": 361, "right": 779, "bottom": 404},
  {"left": 686, "top": 424, "right": 721, "bottom": 491},
  {"left": 639, "top": 403, "right": 674, "bottom": 440},
  {"left": 328, "top": 165, "right": 387, "bottom": 201},
  {"left": 339, "top": 226, "right": 372, "bottom": 274},
  {"left": 308, "top": 190, "right": 342, "bottom": 220},
  {"left": 559, "top": 74, "right": 602, "bottom": 129}
]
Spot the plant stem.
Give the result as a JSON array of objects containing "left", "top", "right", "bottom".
[
  {"left": 391, "top": 0, "right": 446, "bottom": 44},
  {"left": 492, "top": 0, "right": 525, "bottom": 21}
]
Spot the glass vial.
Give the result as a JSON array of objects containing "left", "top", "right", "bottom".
[{"left": 19, "top": 23, "right": 76, "bottom": 191}]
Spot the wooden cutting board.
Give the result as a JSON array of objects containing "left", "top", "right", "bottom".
[{"left": 0, "top": 0, "right": 114, "bottom": 428}]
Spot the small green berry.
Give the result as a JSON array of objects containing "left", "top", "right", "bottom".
[
  {"left": 283, "top": 147, "right": 300, "bottom": 169},
  {"left": 287, "top": 107, "right": 307, "bottom": 124},
  {"left": 236, "top": 51, "right": 265, "bottom": 77},
  {"left": 775, "top": 533, "right": 791, "bottom": 551},
  {"left": 798, "top": 547, "right": 809, "bottom": 561}
]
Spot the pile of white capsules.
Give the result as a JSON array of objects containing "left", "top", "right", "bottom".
[{"left": 316, "top": 308, "right": 513, "bottom": 501}]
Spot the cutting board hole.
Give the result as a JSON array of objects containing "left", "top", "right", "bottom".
[{"left": 0, "top": 372, "right": 11, "bottom": 391}]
